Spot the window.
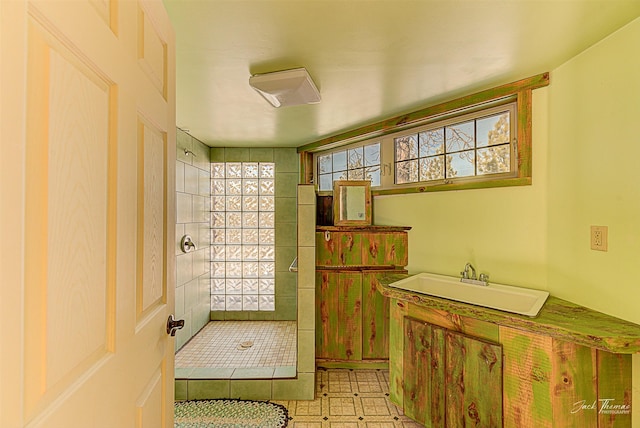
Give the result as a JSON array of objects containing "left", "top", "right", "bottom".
[
  {"left": 300, "top": 73, "right": 548, "bottom": 195},
  {"left": 312, "top": 103, "right": 516, "bottom": 192},
  {"left": 394, "top": 105, "right": 515, "bottom": 185},
  {"left": 210, "top": 162, "right": 275, "bottom": 311},
  {"left": 316, "top": 142, "right": 381, "bottom": 191}
]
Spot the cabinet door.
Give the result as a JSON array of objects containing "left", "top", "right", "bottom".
[
  {"left": 316, "top": 231, "right": 362, "bottom": 266},
  {"left": 316, "top": 270, "right": 363, "bottom": 360},
  {"left": 362, "top": 271, "right": 398, "bottom": 359},
  {"left": 403, "top": 318, "right": 446, "bottom": 427},
  {"left": 361, "top": 232, "right": 408, "bottom": 267},
  {"left": 446, "top": 330, "right": 503, "bottom": 428}
]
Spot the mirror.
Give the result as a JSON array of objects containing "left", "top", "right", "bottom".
[{"left": 332, "top": 180, "right": 372, "bottom": 226}]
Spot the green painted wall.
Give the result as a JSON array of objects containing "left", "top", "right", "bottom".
[{"left": 374, "top": 16, "right": 640, "bottom": 425}]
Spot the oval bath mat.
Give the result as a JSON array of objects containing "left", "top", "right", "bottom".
[{"left": 174, "top": 399, "right": 289, "bottom": 428}]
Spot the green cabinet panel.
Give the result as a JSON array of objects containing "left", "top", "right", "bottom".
[
  {"left": 315, "top": 226, "right": 410, "bottom": 366},
  {"left": 362, "top": 271, "right": 401, "bottom": 359},
  {"left": 361, "top": 232, "right": 409, "bottom": 266},
  {"left": 316, "top": 231, "right": 362, "bottom": 266},
  {"left": 316, "top": 230, "right": 408, "bottom": 267},
  {"left": 403, "top": 318, "right": 445, "bottom": 427},
  {"left": 445, "top": 330, "right": 503, "bottom": 428},
  {"left": 391, "top": 302, "right": 633, "bottom": 428},
  {"left": 315, "top": 270, "right": 362, "bottom": 360},
  {"left": 402, "top": 317, "right": 502, "bottom": 428}
]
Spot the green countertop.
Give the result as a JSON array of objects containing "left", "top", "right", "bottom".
[{"left": 376, "top": 273, "right": 640, "bottom": 354}]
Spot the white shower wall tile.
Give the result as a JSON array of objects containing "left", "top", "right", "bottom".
[
  {"left": 176, "top": 223, "right": 185, "bottom": 256},
  {"left": 192, "top": 195, "right": 207, "bottom": 222},
  {"left": 176, "top": 192, "right": 193, "bottom": 223},
  {"left": 176, "top": 161, "right": 185, "bottom": 192},
  {"left": 177, "top": 248, "right": 193, "bottom": 286},
  {"left": 184, "top": 163, "right": 199, "bottom": 195},
  {"left": 175, "top": 284, "right": 185, "bottom": 317},
  {"left": 193, "top": 247, "right": 207, "bottom": 278},
  {"left": 198, "top": 168, "right": 210, "bottom": 196},
  {"left": 176, "top": 129, "right": 212, "bottom": 349}
]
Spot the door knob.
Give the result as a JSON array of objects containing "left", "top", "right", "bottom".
[{"left": 167, "top": 314, "right": 185, "bottom": 336}]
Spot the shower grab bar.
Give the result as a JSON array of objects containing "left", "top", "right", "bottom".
[{"left": 288, "top": 257, "right": 298, "bottom": 273}]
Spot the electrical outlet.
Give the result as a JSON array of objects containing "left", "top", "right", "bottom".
[{"left": 590, "top": 225, "right": 608, "bottom": 252}]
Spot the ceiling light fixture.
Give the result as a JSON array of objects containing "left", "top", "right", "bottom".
[{"left": 249, "top": 67, "right": 321, "bottom": 108}]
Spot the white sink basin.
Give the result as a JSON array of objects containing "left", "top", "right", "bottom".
[{"left": 389, "top": 272, "right": 549, "bottom": 317}]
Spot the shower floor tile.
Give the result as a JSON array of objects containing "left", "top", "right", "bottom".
[{"left": 175, "top": 321, "right": 297, "bottom": 370}]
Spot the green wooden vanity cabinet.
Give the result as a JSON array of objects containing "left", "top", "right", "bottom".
[
  {"left": 403, "top": 317, "right": 503, "bottom": 427},
  {"left": 315, "top": 226, "right": 410, "bottom": 364},
  {"left": 379, "top": 275, "right": 638, "bottom": 428}
]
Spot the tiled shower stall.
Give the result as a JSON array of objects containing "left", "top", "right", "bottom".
[
  {"left": 175, "top": 130, "right": 212, "bottom": 351},
  {"left": 174, "top": 129, "right": 316, "bottom": 400}
]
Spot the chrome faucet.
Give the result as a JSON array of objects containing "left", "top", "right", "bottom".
[
  {"left": 460, "top": 262, "right": 489, "bottom": 286},
  {"left": 461, "top": 262, "right": 477, "bottom": 280}
]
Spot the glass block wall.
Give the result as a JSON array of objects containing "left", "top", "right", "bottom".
[
  {"left": 210, "top": 162, "right": 276, "bottom": 311},
  {"left": 209, "top": 147, "right": 299, "bottom": 321}
]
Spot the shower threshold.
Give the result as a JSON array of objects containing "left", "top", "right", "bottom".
[{"left": 175, "top": 321, "right": 297, "bottom": 380}]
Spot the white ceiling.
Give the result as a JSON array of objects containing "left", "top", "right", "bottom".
[{"left": 164, "top": 0, "right": 640, "bottom": 148}]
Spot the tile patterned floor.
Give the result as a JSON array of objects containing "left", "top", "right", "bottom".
[
  {"left": 175, "top": 321, "right": 297, "bottom": 369},
  {"left": 274, "top": 368, "right": 423, "bottom": 427}
]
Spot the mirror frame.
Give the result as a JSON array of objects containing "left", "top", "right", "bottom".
[{"left": 332, "top": 180, "right": 372, "bottom": 226}]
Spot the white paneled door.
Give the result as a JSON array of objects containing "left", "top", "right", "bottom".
[{"left": 0, "top": 0, "right": 176, "bottom": 427}]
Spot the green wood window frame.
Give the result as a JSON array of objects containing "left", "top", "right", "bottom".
[{"left": 298, "top": 73, "right": 549, "bottom": 196}]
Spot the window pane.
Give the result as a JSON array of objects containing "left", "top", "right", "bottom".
[
  {"left": 419, "top": 128, "right": 444, "bottom": 156},
  {"left": 318, "top": 154, "right": 332, "bottom": 174},
  {"left": 477, "top": 112, "right": 509, "bottom": 148},
  {"left": 333, "top": 150, "right": 347, "bottom": 172},
  {"left": 446, "top": 151, "right": 475, "bottom": 178},
  {"left": 211, "top": 295, "right": 225, "bottom": 310},
  {"left": 259, "top": 179, "right": 274, "bottom": 195},
  {"left": 419, "top": 156, "right": 445, "bottom": 181},
  {"left": 243, "top": 296, "right": 259, "bottom": 311},
  {"left": 259, "top": 163, "right": 275, "bottom": 178},
  {"left": 333, "top": 171, "right": 348, "bottom": 182},
  {"left": 226, "top": 212, "right": 241, "bottom": 227},
  {"left": 226, "top": 196, "right": 241, "bottom": 211},
  {"left": 226, "top": 296, "right": 242, "bottom": 311},
  {"left": 259, "top": 295, "right": 275, "bottom": 311},
  {"left": 477, "top": 144, "right": 511, "bottom": 175},
  {"left": 226, "top": 162, "right": 242, "bottom": 178},
  {"left": 243, "top": 196, "right": 258, "bottom": 211},
  {"left": 259, "top": 278, "right": 275, "bottom": 294},
  {"left": 211, "top": 196, "right": 225, "bottom": 211},
  {"left": 319, "top": 173, "right": 332, "bottom": 191},
  {"left": 365, "top": 166, "right": 380, "bottom": 187},
  {"left": 395, "top": 134, "right": 418, "bottom": 161},
  {"left": 243, "top": 229, "right": 259, "bottom": 244},
  {"left": 348, "top": 168, "right": 364, "bottom": 180},
  {"left": 212, "top": 246, "right": 225, "bottom": 261},
  {"left": 259, "top": 196, "right": 274, "bottom": 211},
  {"left": 211, "top": 179, "right": 225, "bottom": 195},
  {"left": 227, "top": 245, "right": 242, "bottom": 260},
  {"left": 242, "top": 246, "right": 258, "bottom": 261},
  {"left": 446, "top": 121, "right": 474, "bottom": 153},
  {"left": 226, "top": 229, "right": 242, "bottom": 244},
  {"left": 364, "top": 143, "right": 380, "bottom": 167},
  {"left": 226, "top": 179, "right": 242, "bottom": 195},
  {"left": 243, "top": 162, "right": 259, "bottom": 178},
  {"left": 396, "top": 159, "right": 418, "bottom": 184},
  {"left": 242, "top": 212, "right": 258, "bottom": 228},
  {"left": 211, "top": 212, "right": 225, "bottom": 228},
  {"left": 243, "top": 179, "right": 259, "bottom": 195},
  {"left": 211, "top": 163, "right": 225, "bottom": 178},
  {"left": 348, "top": 147, "right": 363, "bottom": 169},
  {"left": 259, "top": 229, "right": 274, "bottom": 244}
]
